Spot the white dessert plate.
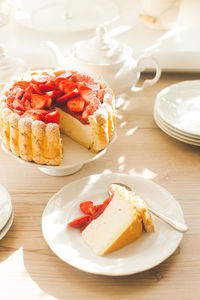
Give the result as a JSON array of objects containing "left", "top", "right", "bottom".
[
  {"left": 42, "top": 173, "right": 184, "bottom": 276},
  {"left": 154, "top": 81, "right": 200, "bottom": 136},
  {"left": 15, "top": 0, "right": 119, "bottom": 33},
  {"left": 154, "top": 112, "right": 200, "bottom": 146},
  {"left": 154, "top": 110, "right": 200, "bottom": 140},
  {"left": 1, "top": 132, "right": 116, "bottom": 176},
  {"left": 0, "top": 184, "right": 12, "bottom": 232},
  {"left": 0, "top": 209, "right": 14, "bottom": 240}
]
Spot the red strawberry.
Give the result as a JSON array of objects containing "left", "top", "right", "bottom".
[
  {"left": 67, "top": 97, "right": 85, "bottom": 112},
  {"left": 96, "top": 89, "right": 105, "bottom": 102},
  {"left": 46, "top": 90, "right": 63, "bottom": 101},
  {"left": 71, "top": 73, "right": 97, "bottom": 87},
  {"left": 22, "top": 109, "right": 47, "bottom": 121},
  {"left": 81, "top": 98, "right": 100, "bottom": 120},
  {"left": 31, "top": 74, "right": 49, "bottom": 84},
  {"left": 68, "top": 215, "right": 90, "bottom": 228},
  {"left": 39, "top": 82, "right": 59, "bottom": 92},
  {"left": 58, "top": 80, "right": 76, "bottom": 94},
  {"left": 79, "top": 85, "right": 105, "bottom": 104},
  {"left": 22, "top": 85, "right": 33, "bottom": 102},
  {"left": 56, "top": 89, "right": 79, "bottom": 104},
  {"left": 45, "top": 96, "right": 52, "bottom": 109},
  {"left": 80, "top": 201, "right": 94, "bottom": 215},
  {"left": 103, "top": 192, "right": 114, "bottom": 206},
  {"left": 31, "top": 94, "right": 48, "bottom": 109},
  {"left": 54, "top": 72, "right": 72, "bottom": 87},
  {"left": 6, "top": 96, "right": 15, "bottom": 108},
  {"left": 12, "top": 109, "right": 24, "bottom": 116},
  {"left": 79, "top": 86, "right": 96, "bottom": 104},
  {"left": 13, "top": 81, "right": 30, "bottom": 89},
  {"left": 91, "top": 204, "right": 104, "bottom": 214},
  {"left": 12, "top": 98, "right": 24, "bottom": 111},
  {"left": 7, "top": 87, "right": 24, "bottom": 100},
  {"left": 24, "top": 100, "right": 31, "bottom": 110},
  {"left": 15, "top": 87, "right": 25, "bottom": 99},
  {"left": 80, "top": 205, "right": 106, "bottom": 233},
  {"left": 45, "top": 111, "right": 60, "bottom": 124},
  {"left": 28, "top": 109, "right": 49, "bottom": 114},
  {"left": 32, "top": 84, "right": 42, "bottom": 95}
]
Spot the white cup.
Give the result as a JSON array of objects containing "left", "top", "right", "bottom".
[{"left": 139, "top": 0, "right": 183, "bottom": 29}]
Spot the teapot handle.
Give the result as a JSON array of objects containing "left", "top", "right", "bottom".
[{"left": 131, "top": 54, "right": 161, "bottom": 92}]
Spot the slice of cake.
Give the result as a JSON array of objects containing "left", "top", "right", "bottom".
[
  {"left": 0, "top": 70, "right": 115, "bottom": 165},
  {"left": 68, "top": 184, "right": 155, "bottom": 256},
  {"left": 81, "top": 184, "right": 155, "bottom": 255}
]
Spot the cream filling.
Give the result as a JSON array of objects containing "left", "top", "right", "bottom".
[
  {"left": 56, "top": 107, "right": 93, "bottom": 149},
  {"left": 81, "top": 194, "right": 138, "bottom": 256}
]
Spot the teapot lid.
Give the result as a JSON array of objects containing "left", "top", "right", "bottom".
[{"left": 74, "top": 25, "right": 127, "bottom": 65}]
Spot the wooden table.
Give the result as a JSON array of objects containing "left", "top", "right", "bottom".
[{"left": 0, "top": 73, "right": 200, "bottom": 300}]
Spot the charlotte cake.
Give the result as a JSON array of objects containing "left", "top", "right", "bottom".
[{"left": 0, "top": 70, "right": 115, "bottom": 165}]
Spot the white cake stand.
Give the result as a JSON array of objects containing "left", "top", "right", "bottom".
[{"left": 1, "top": 132, "right": 116, "bottom": 176}]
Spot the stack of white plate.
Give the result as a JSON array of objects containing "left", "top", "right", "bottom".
[
  {"left": 154, "top": 80, "right": 200, "bottom": 146},
  {"left": 0, "top": 185, "right": 14, "bottom": 240}
]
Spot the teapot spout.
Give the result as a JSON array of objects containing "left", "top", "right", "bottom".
[{"left": 42, "top": 41, "right": 65, "bottom": 68}]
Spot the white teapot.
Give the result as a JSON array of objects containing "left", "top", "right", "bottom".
[{"left": 44, "top": 25, "right": 161, "bottom": 95}]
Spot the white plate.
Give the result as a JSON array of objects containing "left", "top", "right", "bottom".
[
  {"left": 0, "top": 184, "right": 12, "bottom": 231},
  {"left": 42, "top": 173, "right": 184, "bottom": 276},
  {"left": 154, "top": 110, "right": 200, "bottom": 140},
  {"left": 154, "top": 111, "right": 200, "bottom": 142},
  {"left": 155, "top": 81, "right": 200, "bottom": 136},
  {"left": 15, "top": 0, "right": 119, "bottom": 33},
  {"left": 154, "top": 112, "right": 200, "bottom": 146},
  {"left": 1, "top": 132, "right": 116, "bottom": 176},
  {"left": 0, "top": 209, "right": 14, "bottom": 240}
]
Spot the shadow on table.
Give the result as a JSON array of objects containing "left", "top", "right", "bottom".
[{"left": 21, "top": 245, "right": 181, "bottom": 300}]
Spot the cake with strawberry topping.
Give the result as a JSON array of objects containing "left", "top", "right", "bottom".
[
  {"left": 68, "top": 184, "right": 155, "bottom": 256},
  {"left": 0, "top": 70, "right": 115, "bottom": 165}
]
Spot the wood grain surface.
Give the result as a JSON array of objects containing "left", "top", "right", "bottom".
[{"left": 0, "top": 73, "right": 200, "bottom": 300}]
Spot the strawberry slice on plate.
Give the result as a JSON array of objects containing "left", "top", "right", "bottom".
[
  {"left": 68, "top": 215, "right": 90, "bottom": 228},
  {"left": 45, "top": 111, "right": 60, "bottom": 124},
  {"left": 89, "top": 204, "right": 104, "bottom": 215},
  {"left": 80, "top": 201, "right": 94, "bottom": 215},
  {"left": 67, "top": 97, "right": 85, "bottom": 112}
]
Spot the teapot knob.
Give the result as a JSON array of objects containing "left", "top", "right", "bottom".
[{"left": 96, "top": 24, "right": 107, "bottom": 41}]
